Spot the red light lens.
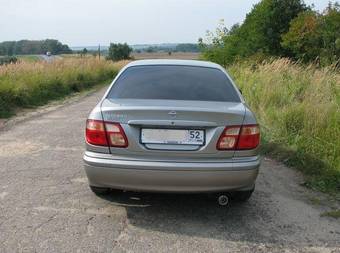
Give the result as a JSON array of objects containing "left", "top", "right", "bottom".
[
  {"left": 85, "top": 120, "right": 128, "bottom": 148},
  {"left": 237, "top": 125, "right": 260, "bottom": 149},
  {"left": 86, "top": 120, "right": 108, "bottom": 146},
  {"left": 217, "top": 124, "right": 260, "bottom": 150}
]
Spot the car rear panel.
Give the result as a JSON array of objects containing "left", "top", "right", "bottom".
[
  {"left": 100, "top": 98, "right": 246, "bottom": 159},
  {"left": 84, "top": 60, "right": 261, "bottom": 192}
]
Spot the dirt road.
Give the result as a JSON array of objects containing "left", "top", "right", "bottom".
[{"left": 0, "top": 87, "right": 339, "bottom": 253}]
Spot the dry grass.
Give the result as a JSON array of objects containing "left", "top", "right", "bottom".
[
  {"left": 17, "top": 55, "right": 41, "bottom": 63},
  {"left": 321, "top": 209, "right": 340, "bottom": 218},
  {"left": 229, "top": 58, "right": 340, "bottom": 192},
  {"left": 0, "top": 58, "right": 124, "bottom": 117}
]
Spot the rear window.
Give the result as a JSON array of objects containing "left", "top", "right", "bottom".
[{"left": 107, "top": 65, "right": 241, "bottom": 102}]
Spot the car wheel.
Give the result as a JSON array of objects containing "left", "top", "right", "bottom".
[
  {"left": 233, "top": 188, "right": 254, "bottom": 202},
  {"left": 90, "top": 186, "right": 110, "bottom": 195}
]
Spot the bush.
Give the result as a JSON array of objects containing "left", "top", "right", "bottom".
[
  {"left": 228, "top": 59, "right": 340, "bottom": 192},
  {"left": 0, "top": 56, "right": 18, "bottom": 65},
  {"left": 0, "top": 58, "right": 125, "bottom": 117},
  {"left": 106, "top": 43, "right": 132, "bottom": 61},
  {"left": 282, "top": 4, "right": 340, "bottom": 65}
]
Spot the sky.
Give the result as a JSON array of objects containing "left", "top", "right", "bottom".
[{"left": 0, "top": 0, "right": 332, "bottom": 46}]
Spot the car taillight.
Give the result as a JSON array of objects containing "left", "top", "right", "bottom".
[
  {"left": 105, "top": 122, "right": 128, "bottom": 148},
  {"left": 217, "top": 126, "right": 241, "bottom": 150},
  {"left": 237, "top": 124, "right": 260, "bottom": 150},
  {"left": 86, "top": 120, "right": 108, "bottom": 146},
  {"left": 85, "top": 120, "right": 128, "bottom": 148},
  {"left": 217, "top": 124, "right": 260, "bottom": 150}
]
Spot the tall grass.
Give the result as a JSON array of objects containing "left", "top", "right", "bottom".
[
  {"left": 0, "top": 58, "right": 125, "bottom": 117},
  {"left": 229, "top": 59, "right": 340, "bottom": 192},
  {"left": 1, "top": 57, "right": 339, "bottom": 192}
]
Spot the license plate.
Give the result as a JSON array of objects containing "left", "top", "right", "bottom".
[{"left": 141, "top": 129, "right": 204, "bottom": 145}]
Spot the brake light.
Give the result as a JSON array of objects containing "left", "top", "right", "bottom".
[
  {"left": 217, "top": 124, "right": 260, "bottom": 150},
  {"left": 237, "top": 125, "right": 260, "bottom": 149},
  {"left": 86, "top": 120, "right": 108, "bottom": 146},
  {"left": 85, "top": 120, "right": 128, "bottom": 148}
]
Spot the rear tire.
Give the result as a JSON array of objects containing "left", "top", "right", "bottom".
[
  {"left": 233, "top": 188, "right": 254, "bottom": 202},
  {"left": 90, "top": 186, "right": 110, "bottom": 195}
]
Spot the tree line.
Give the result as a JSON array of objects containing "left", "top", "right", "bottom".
[
  {"left": 105, "top": 43, "right": 199, "bottom": 61},
  {"left": 0, "top": 39, "right": 72, "bottom": 56},
  {"left": 199, "top": 1, "right": 340, "bottom": 66},
  {"left": 139, "top": 43, "right": 199, "bottom": 53}
]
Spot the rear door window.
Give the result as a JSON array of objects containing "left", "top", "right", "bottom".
[{"left": 107, "top": 65, "right": 241, "bottom": 102}]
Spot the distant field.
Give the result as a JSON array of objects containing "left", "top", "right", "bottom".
[
  {"left": 60, "top": 54, "right": 83, "bottom": 58},
  {"left": 59, "top": 52, "right": 201, "bottom": 60},
  {"left": 132, "top": 52, "right": 200, "bottom": 60},
  {"left": 17, "top": 55, "right": 41, "bottom": 62}
]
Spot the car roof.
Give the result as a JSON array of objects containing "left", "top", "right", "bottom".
[{"left": 126, "top": 59, "right": 223, "bottom": 70}]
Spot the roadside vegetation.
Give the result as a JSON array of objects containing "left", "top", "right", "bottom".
[
  {"left": 229, "top": 59, "right": 339, "bottom": 193},
  {"left": 200, "top": 0, "right": 340, "bottom": 193},
  {"left": 0, "top": 58, "right": 124, "bottom": 118},
  {"left": 321, "top": 209, "right": 340, "bottom": 218}
]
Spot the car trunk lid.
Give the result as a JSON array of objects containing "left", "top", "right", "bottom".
[{"left": 101, "top": 98, "right": 246, "bottom": 158}]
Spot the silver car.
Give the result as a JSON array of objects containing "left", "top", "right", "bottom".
[{"left": 83, "top": 60, "right": 260, "bottom": 202}]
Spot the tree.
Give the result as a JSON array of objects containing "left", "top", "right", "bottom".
[
  {"left": 281, "top": 3, "right": 340, "bottom": 64},
  {"left": 199, "top": 20, "right": 231, "bottom": 65},
  {"left": 281, "top": 11, "right": 322, "bottom": 62},
  {"left": 175, "top": 43, "right": 199, "bottom": 52},
  {"left": 0, "top": 39, "right": 72, "bottom": 56},
  {"left": 199, "top": 0, "right": 307, "bottom": 65},
  {"left": 146, "top": 46, "right": 154, "bottom": 53},
  {"left": 230, "top": 0, "right": 306, "bottom": 56},
  {"left": 319, "top": 3, "right": 340, "bottom": 64},
  {"left": 0, "top": 41, "right": 16, "bottom": 56},
  {"left": 106, "top": 43, "right": 132, "bottom": 61},
  {"left": 80, "top": 48, "right": 88, "bottom": 57},
  {"left": 263, "top": 0, "right": 308, "bottom": 55}
]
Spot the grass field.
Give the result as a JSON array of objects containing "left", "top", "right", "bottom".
[
  {"left": 132, "top": 52, "right": 200, "bottom": 60},
  {"left": 60, "top": 52, "right": 201, "bottom": 60},
  {"left": 0, "top": 58, "right": 125, "bottom": 118},
  {"left": 229, "top": 59, "right": 340, "bottom": 193},
  {"left": 17, "top": 55, "right": 41, "bottom": 63}
]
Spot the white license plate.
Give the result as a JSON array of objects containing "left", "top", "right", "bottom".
[{"left": 141, "top": 129, "right": 204, "bottom": 145}]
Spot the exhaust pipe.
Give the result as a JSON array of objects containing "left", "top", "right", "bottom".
[{"left": 217, "top": 195, "right": 229, "bottom": 206}]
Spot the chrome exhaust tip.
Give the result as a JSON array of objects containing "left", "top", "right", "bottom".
[{"left": 218, "top": 195, "right": 229, "bottom": 206}]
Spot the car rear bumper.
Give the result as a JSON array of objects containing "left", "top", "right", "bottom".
[{"left": 83, "top": 152, "right": 260, "bottom": 193}]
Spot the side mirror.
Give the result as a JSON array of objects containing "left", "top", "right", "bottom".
[{"left": 239, "top": 88, "right": 243, "bottom": 95}]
